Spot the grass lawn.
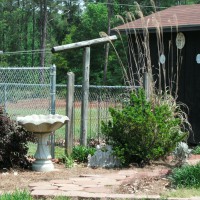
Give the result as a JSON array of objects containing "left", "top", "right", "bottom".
[
  {"left": 27, "top": 142, "right": 65, "bottom": 159},
  {"left": 9, "top": 105, "right": 113, "bottom": 142},
  {"left": 162, "top": 188, "right": 200, "bottom": 198}
]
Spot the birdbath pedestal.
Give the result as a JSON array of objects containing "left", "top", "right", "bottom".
[{"left": 17, "top": 114, "right": 69, "bottom": 172}]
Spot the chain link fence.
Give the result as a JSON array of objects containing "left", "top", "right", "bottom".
[
  {"left": 0, "top": 67, "right": 52, "bottom": 118},
  {"left": 0, "top": 66, "right": 138, "bottom": 143},
  {"left": 56, "top": 85, "right": 136, "bottom": 143}
]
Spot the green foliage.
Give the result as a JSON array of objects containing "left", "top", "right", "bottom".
[
  {"left": 63, "top": 156, "right": 74, "bottom": 168},
  {"left": 169, "top": 163, "right": 200, "bottom": 188},
  {"left": 102, "top": 89, "right": 187, "bottom": 166},
  {"left": 0, "top": 107, "right": 35, "bottom": 169},
  {"left": 71, "top": 145, "right": 96, "bottom": 163},
  {"left": 192, "top": 145, "right": 200, "bottom": 155},
  {"left": 0, "top": 190, "right": 32, "bottom": 200}
]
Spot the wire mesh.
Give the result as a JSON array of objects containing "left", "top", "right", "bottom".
[
  {"left": 55, "top": 85, "right": 135, "bottom": 142},
  {"left": 0, "top": 66, "right": 137, "bottom": 143},
  {"left": 0, "top": 67, "right": 51, "bottom": 118}
]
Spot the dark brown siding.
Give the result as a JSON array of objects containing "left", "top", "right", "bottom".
[{"left": 130, "top": 30, "right": 200, "bottom": 144}]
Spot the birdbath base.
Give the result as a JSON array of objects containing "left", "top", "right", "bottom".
[
  {"left": 33, "top": 133, "right": 54, "bottom": 172},
  {"left": 32, "top": 159, "right": 54, "bottom": 172}
]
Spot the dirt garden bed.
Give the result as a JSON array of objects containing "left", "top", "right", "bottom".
[{"left": 0, "top": 157, "right": 181, "bottom": 196}]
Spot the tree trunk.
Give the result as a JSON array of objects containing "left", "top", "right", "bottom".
[
  {"left": 32, "top": 3, "right": 35, "bottom": 67},
  {"left": 103, "top": 0, "right": 111, "bottom": 85},
  {"left": 40, "top": 0, "right": 47, "bottom": 68}
]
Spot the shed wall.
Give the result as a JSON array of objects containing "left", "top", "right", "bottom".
[{"left": 130, "top": 30, "right": 200, "bottom": 144}]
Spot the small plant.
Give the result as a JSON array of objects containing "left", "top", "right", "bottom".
[
  {"left": 102, "top": 89, "right": 188, "bottom": 166},
  {"left": 0, "top": 107, "right": 35, "bottom": 169},
  {"left": 169, "top": 163, "right": 200, "bottom": 188},
  {"left": 64, "top": 156, "right": 74, "bottom": 168},
  {"left": 173, "top": 142, "right": 192, "bottom": 166},
  {"left": 192, "top": 145, "right": 200, "bottom": 155},
  {"left": 0, "top": 190, "right": 33, "bottom": 200},
  {"left": 71, "top": 145, "right": 96, "bottom": 163}
]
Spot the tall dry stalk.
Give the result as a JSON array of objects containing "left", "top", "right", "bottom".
[{"left": 101, "top": 1, "right": 192, "bottom": 138}]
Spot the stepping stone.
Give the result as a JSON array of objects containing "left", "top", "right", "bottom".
[
  {"left": 29, "top": 182, "right": 51, "bottom": 187},
  {"left": 59, "top": 184, "right": 83, "bottom": 191},
  {"left": 57, "top": 191, "right": 107, "bottom": 198},
  {"left": 69, "top": 177, "right": 93, "bottom": 182},
  {"left": 49, "top": 179, "right": 73, "bottom": 184},
  {"left": 31, "top": 189, "right": 60, "bottom": 196},
  {"left": 84, "top": 186, "right": 112, "bottom": 193},
  {"left": 91, "top": 178, "right": 120, "bottom": 186},
  {"left": 30, "top": 185, "right": 58, "bottom": 190},
  {"left": 82, "top": 184, "right": 103, "bottom": 188},
  {"left": 71, "top": 180, "right": 99, "bottom": 185}
]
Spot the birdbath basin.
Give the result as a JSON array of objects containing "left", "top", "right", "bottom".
[{"left": 17, "top": 114, "right": 69, "bottom": 172}]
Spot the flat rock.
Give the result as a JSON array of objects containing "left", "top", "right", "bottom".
[
  {"left": 49, "top": 179, "right": 73, "bottom": 184},
  {"left": 83, "top": 186, "right": 112, "bottom": 193},
  {"left": 30, "top": 185, "right": 58, "bottom": 190},
  {"left": 59, "top": 185, "right": 84, "bottom": 191},
  {"left": 29, "top": 182, "right": 51, "bottom": 187}
]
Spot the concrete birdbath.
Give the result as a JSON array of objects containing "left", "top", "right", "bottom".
[{"left": 17, "top": 114, "right": 69, "bottom": 172}]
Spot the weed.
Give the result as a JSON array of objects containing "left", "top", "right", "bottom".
[
  {"left": 192, "top": 145, "right": 200, "bottom": 155},
  {"left": 71, "top": 145, "right": 96, "bottom": 163},
  {"left": 169, "top": 163, "right": 200, "bottom": 188},
  {"left": 0, "top": 190, "right": 32, "bottom": 200}
]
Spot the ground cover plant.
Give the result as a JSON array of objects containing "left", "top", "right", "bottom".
[
  {"left": 0, "top": 190, "right": 32, "bottom": 200},
  {"left": 71, "top": 145, "right": 96, "bottom": 163},
  {"left": 169, "top": 163, "right": 200, "bottom": 188},
  {"left": 192, "top": 145, "right": 200, "bottom": 155}
]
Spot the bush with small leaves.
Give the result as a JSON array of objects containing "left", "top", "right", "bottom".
[
  {"left": 102, "top": 89, "right": 188, "bottom": 167},
  {"left": 0, "top": 107, "right": 35, "bottom": 169}
]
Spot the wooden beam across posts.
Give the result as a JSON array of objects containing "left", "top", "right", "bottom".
[
  {"left": 51, "top": 35, "right": 117, "bottom": 53},
  {"left": 52, "top": 35, "right": 117, "bottom": 147}
]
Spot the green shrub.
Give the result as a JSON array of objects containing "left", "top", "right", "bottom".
[
  {"left": 71, "top": 145, "right": 96, "bottom": 163},
  {"left": 102, "top": 89, "right": 188, "bottom": 166},
  {"left": 0, "top": 107, "right": 35, "bottom": 169},
  {"left": 169, "top": 163, "right": 200, "bottom": 188}
]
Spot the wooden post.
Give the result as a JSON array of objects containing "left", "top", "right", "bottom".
[
  {"left": 65, "top": 72, "right": 75, "bottom": 156},
  {"left": 50, "top": 64, "right": 56, "bottom": 159},
  {"left": 143, "top": 72, "right": 150, "bottom": 101},
  {"left": 81, "top": 47, "right": 90, "bottom": 146},
  {"left": 52, "top": 36, "right": 118, "bottom": 147}
]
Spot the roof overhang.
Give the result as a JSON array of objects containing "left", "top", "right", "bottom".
[{"left": 111, "top": 24, "right": 200, "bottom": 35}]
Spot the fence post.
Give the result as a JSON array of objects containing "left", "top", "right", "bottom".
[
  {"left": 4, "top": 83, "right": 7, "bottom": 113},
  {"left": 81, "top": 46, "right": 90, "bottom": 146},
  {"left": 143, "top": 72, "right": 150, "bottom": 101},
  {"left": 65, "top": 72, "right": 75, "bottom": 156},
  {"left": 50, "top": 64, "right": 56, "bottom": 159}
]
